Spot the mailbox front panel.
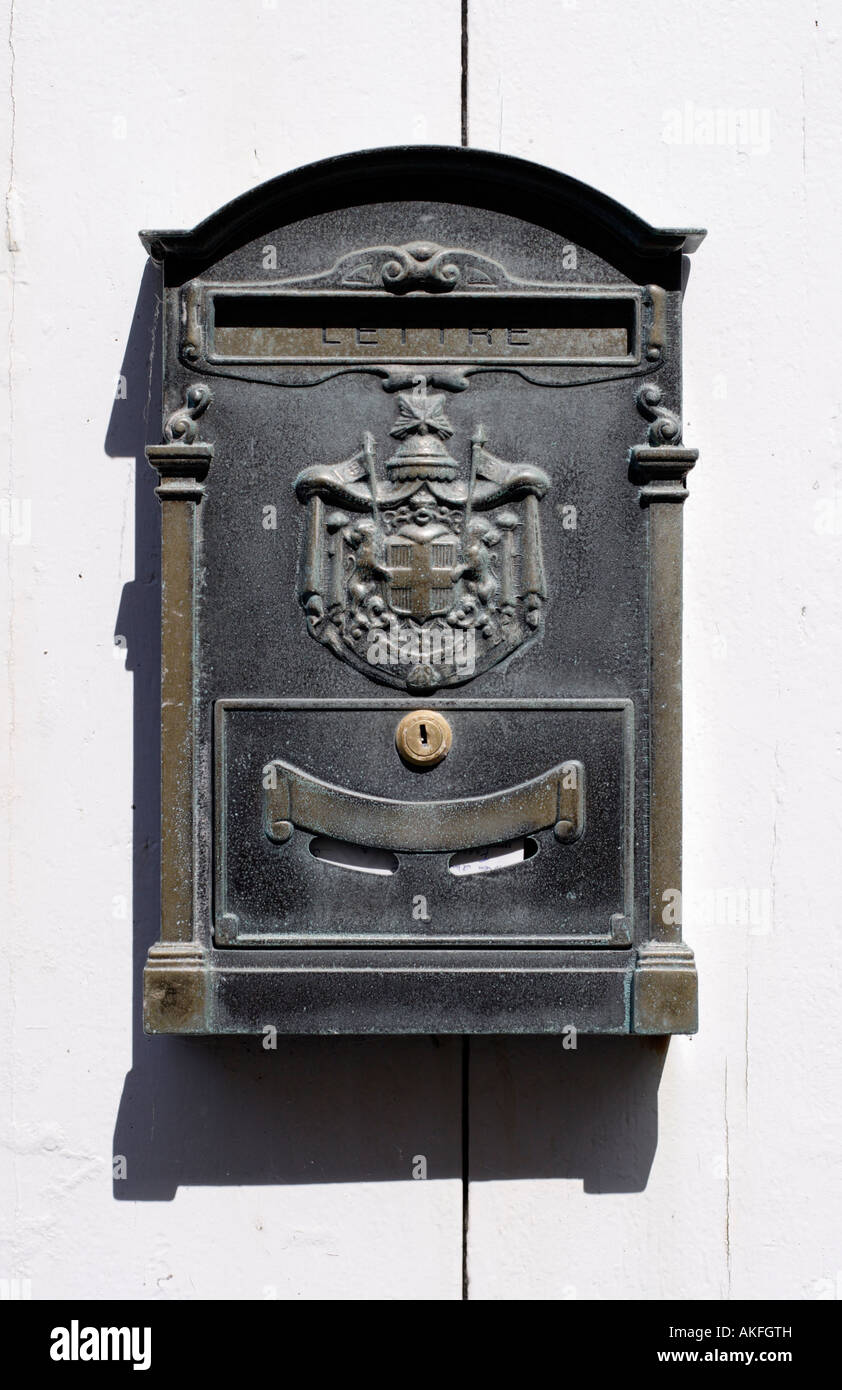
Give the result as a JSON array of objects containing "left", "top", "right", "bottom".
[
  {"left": 216, "top": 700, "right": 633, "bottom": 948},
  {"left": 141, "top": 148, "right": 702, "bottom": 1035}
]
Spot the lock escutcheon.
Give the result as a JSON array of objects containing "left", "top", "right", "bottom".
[{"left": 395, "top": 709, "right": 452, "bottom": 768}]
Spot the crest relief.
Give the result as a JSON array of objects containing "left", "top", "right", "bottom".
[{"left": 293, "top": 378, "right": 551, "bottom": 691}]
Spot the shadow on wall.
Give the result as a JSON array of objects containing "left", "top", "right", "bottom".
[{"left": 106, "top": 266, "right": 667, "bottom": 1202}]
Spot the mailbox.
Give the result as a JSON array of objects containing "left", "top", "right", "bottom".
[{"left": 140, "top": 146, "right": 704, "bottom": 1035}]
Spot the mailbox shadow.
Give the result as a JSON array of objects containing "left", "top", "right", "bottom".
[
  {"left": 108, "top": 267, "right": 665, "bottom": 1201},
  {"left": 467, "top": 1036, "right": 668, "bottom": 1193}
]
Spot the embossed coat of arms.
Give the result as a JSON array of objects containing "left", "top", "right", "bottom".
[{"left": 294, "top": 378, "right": 550, "bottom": 690}]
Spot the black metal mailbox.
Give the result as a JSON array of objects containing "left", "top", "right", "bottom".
[{"left": 141, "top": 146, "right": 704, "bottom": 1035}]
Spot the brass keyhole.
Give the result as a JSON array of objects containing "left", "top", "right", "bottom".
[{"left": 396, "top": 709, "right": 452, "bottom": 769}]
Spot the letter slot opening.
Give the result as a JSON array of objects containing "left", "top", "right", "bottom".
[
  {"left": 308, "top": 836, "right": 399, "bottom": 876},
  {"left": 449, "top": 836, "right": 539, "bottom": 877}
]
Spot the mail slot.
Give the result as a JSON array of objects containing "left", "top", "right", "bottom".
[{"left": 141, "top": 146, "right": 704, "bottom": 1036}]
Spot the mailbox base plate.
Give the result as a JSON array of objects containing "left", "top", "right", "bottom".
[{"left": 142, "top": 946, "right": 698, "bottom": 1036}]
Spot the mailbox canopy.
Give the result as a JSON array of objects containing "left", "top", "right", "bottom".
[{"left": 141, "top": 146, "right": 703, "bottom": 1036}]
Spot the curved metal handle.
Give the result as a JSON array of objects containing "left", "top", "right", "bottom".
[{"left": 264, "top": 758, "right": 584, "bottom": 854}]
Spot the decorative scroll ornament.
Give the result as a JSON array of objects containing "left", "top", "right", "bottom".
[
  {"left": 163, "top": 383, "right": 213, "bottom": 442},
  {"left": 635, "top": 382, "right": 682, "bottom": 445},
  {"left": 341, "top": 240, "right": 496, "bottom": 293},
  {"left": 629, "top": 381, "right": 696, "bottom": 504},
  {"left": 294, "top": 378, "right": 551, "bottom": 691}
]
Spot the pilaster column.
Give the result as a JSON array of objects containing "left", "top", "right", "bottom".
[
  {"left": 143, "top": 385, "right": 212, "bottom": 1032},
  {"left": 629, "top": 383, "right": 698, "bottom": 1033}
]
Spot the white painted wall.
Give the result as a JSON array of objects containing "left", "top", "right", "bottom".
[{"left": 2, "top": 0, "right": 839, "bottom": 1301}]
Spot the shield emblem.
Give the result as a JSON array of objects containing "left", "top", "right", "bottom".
[
  {"left": 293, "top": 378, "right": 550, "bottom": 691},
  {"left": 386, "top": 533, "right": 459, "bottom": 621}
]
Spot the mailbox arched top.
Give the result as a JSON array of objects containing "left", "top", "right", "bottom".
[{"left": 139, "top": 145, "right": 705, "bottom": 277}]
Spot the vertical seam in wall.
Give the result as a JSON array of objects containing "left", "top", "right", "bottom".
[
  {"left": 4, "top": 0, "right": 18, "bottom": 1274},
  {"left": 724, "top": 1061, "right": 732, "bottom": 1295},
  {"left": 461, "top": 1034, "right": 470, "bottom": 1299},
  {"left": 461, "top": 0, "right": 468, "bottom": 147}
]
